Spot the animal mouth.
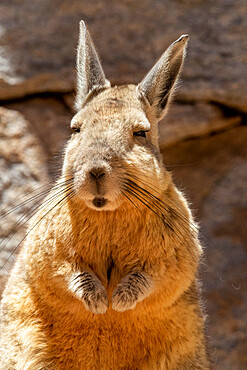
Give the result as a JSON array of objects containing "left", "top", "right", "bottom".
[{"left": 92, "top": 197, "right": 107, "bottom": 208}]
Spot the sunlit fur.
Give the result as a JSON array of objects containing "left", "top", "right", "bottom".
[
  {"left": 0, "top": 23, "right": 209, "bottom": 369},
  {"left": 64, "top": 86, "right": 164, "bottom": 212}
]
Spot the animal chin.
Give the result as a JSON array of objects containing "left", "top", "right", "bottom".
[
  {"left": 85, "top": 196, "right": 110, "bottom": 211},
  {"left": 85, "top": 195, "right": 122, "bottom": 211},
  {"left": 92, "top": 197, "right": 107, "bottom": 209}
]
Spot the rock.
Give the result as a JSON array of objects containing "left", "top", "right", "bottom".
[
  {"left": 163, "top": 125, "right": 247, "bottom": 369},
  {"left": 0, "top": 107, "right": 50, "bottom": 295},
  {"left": 159, "top": 103, "right": 242, "bottom": 148},
  {"left": 0, "top": 0, "right": 246, "bottom": 112},
  {"left": 5, "top": 97, "right": 72, "bottom": 177}
]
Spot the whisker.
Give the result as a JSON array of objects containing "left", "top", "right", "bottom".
[
  {"left": 126, "top": 170, "right": 162, "bottom": 193},
  {"left": 123, "top": 179, "right": 196, "bottom": 249},
  {"left": 127, "top": 171, "right": 208, "bottom": 253},
  {"left": 125, "top": 174, "right": 199, "bottom": 234},
  {"left": 0, "top": 178, "right": 74, "bottom": 220},
  {"left": 0, "top": 180, "right": 74, "bottom": 253},
  {"left": 165, "top": 162, "right": 196, "bottom": 168},
  {"left": 126, "top": 171, "right": 204, "bottom": 241},
  {"left": 123, "top": 185, "right": 167, "bottom": 223},
  {"left": 1, "top": 188, "right": 76, "bottom": 271},
  {"left": 0, "top": 182, "right": 51, "bottom": 217},
  {"left": 122, "top": 190, "right": 141, "bottom": 212}
]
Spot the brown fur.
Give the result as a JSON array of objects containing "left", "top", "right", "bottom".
[{"left": 0, "top": 22, "right": 210, "bottom": 369}]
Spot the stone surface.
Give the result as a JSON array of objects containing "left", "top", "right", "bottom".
[
  {"left": 0, "top": 0, "right": 246, "bottom": 112},
  {"left": 159, "top": 103, "right": 242, "bottom": 147},
  {"left": 0, "top": 107, "right": 49, "bottom": 294},
  {"left": 5, "top": 97, "right": 72, "bottom": 177},
  {"left": 163, "top": 125, "right": 247, "bottom": 370}
]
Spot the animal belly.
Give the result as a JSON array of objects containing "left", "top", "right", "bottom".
[{"left": 45, "top": 309, "right": 166, "bottom": 369}]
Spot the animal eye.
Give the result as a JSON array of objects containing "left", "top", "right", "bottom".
[
  {"left": 133, "top": 131, "right": 147, "bottom": 138},
  {"left": 71, "top": 127, "right": 81, "bottom": 134}
]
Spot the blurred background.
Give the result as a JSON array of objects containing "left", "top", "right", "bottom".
[{"left": 0, "top": 0, "right": 246, "bottom": 368}]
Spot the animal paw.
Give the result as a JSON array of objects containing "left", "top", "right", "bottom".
[
  {"left": 82, "top": 284, "right": 109, "bottom": 314},
  {"left": 112, "top": 272, "right": 152, "bottom": 312},
  {"left": 68, "top": 271, "right": 109, "bottom": 314},
  {"left": 111, "top": 285, "right": 138, "bottom": 312}
]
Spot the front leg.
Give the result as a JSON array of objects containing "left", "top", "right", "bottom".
[
  {"left": 112, "top": 272, "right": 153, "bottom": 312},
  {"left": 67, "top": 271, "right": 109, "bottom": 314}
]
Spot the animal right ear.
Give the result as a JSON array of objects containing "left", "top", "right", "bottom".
[
  {"left": 138, "top": 35, "right": 189, "bottom": 121},
  {"left": 75, "top": 21, "right": 110, "bottom": 111}
]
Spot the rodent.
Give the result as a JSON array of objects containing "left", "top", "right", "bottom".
[{"left": 0, "top": 21, "right": 210, "bottom": 369}]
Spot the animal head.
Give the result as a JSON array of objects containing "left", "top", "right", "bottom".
[{"left": 63, "top": 21, "right": 188, "bottom": 212}]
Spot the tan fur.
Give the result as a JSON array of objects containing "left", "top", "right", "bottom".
[{"left": 0, "top": 22, "right": 210, "bottom": 369}]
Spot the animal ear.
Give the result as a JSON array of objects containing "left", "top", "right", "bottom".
[
  {"left": 75, "top": 21, "right": 110, "bottom": 110},
  {"left": 138, "top": 35, "right": 189, "bottom": 121}
]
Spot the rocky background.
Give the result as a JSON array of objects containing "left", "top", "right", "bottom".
[{"left": 0, "top": 0, "right": 246, "bottom": 368}]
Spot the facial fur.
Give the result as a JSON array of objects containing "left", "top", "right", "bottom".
[{"left": 63, "top": 85, "right": 167, "bottom": 212}]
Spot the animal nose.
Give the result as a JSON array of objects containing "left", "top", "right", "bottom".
[{"left": 89, "top": 167, "right": 106, "bottom": 180}]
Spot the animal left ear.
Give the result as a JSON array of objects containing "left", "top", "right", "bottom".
[
  {"left": 138, "top": 35, "right": 189, "bottom": 121},
  {"left": 75, "top": 21, "right": 110, "bottom": 110}
]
